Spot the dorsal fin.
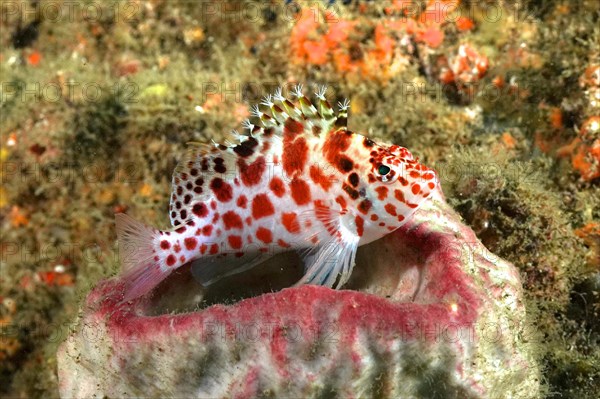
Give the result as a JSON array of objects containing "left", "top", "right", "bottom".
[{"left": 243, "top": 84, "right": 348, "bottom": 139}]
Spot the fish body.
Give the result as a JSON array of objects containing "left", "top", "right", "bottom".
[{"left": 117, "top": 85, "right": 437, "bottom": 301}]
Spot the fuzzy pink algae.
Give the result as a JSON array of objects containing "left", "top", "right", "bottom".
[{"left": 57, "top": 186, "right": 540, "bottom": 398}]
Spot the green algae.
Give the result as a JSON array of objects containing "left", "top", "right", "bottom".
[{"left": 436, "top": 147, "right": 596, "bottom": 397}]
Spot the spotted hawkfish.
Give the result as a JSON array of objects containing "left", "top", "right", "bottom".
[{"left": 116, "top": 85, "right": 438, "bottom": 301}]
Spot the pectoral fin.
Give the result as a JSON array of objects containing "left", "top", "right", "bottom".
[{"left": 294, "top": 202, "right": 360, "bottom": 289}]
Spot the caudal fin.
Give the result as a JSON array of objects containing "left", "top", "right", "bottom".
[{"left": 115, "top": 213, "right": 172, "bottom": 302}]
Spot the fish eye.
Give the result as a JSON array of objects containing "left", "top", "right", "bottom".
[
  {"left": 378, "top": 165, "right": 391, "bottom": 176},
  {"left": 376, "top": 164, "right": 397, "bottom": 184}
]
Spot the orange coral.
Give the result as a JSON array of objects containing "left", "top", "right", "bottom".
[
  {"left": 501, "top": 132, "right": 517, "bottom": 149},
  {"left": 27, "top": 50, "right": 42, "bottom": 66},
  {"left": 289, "top": 1, "right": 463, "bottom": 81},
  {"left": 572, "top": 140, "right": 600, "bottom": 181},
  {"left": 455, "top": 16, "right": 475, "bottom": 32},
  {"left": 580, "top": 64, "right": 600, "bottom": 88},
  {"left": 575, "top": 222, "right": 600, "bottom": 241},
  {"left": 549, "top": 107, "right": 563, "bottom": 130},
  {"left": 575, "top": 222, "right": 600, "bottom": 269},
  {"left": 9, "top": 206, "right": 29, "bottom": 227},
  {"left": 557, "top": 116, "right": 600, "bottom": 181},
  {"left": 37, "top": 271, "right": 75, "bottom": 287}
]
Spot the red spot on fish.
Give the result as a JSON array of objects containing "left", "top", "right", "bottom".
[
  {"left": 246, "top": 217, "right": 252, "bottom": 226},
  {"left": 281, "top": 212, "right": 300, "bottom": 234},
  {"left": 290, "top": 177, "right": 311, "bottom": 205},
  {"left": 252, "top": 194, "right": 275, "bottom": 219},
  {"left": 282, "top": 136, "right": 308, "bottom": 176},
  {"left": 399, "top": 176, "right": 409, "bottom": 186},
  {"left": 222, "top": 211, "right": 243, "bottom": 230},
  {"left": 179, "top": 255, "right": 186, "bottom": 262},
  {"left": 428, "top": 182, "right": 435, "bottom": 190},
  {"left": 211, "top": 201, "right": 217, "bottom": 210},
  {"left": 370, "top": 214, "right": 379, "bottom": 221},
  {"left": 335, "top": 195, "right": 347, "bottom": 210},
  {"left": 348, "top": 172, "right": 359, "bottom": 187},
  {"left": 355, "top": 215, "right": 364, "bottom": 237},
  {"left": 192, "top": 203, "right": 209, "bottom": 217},
  {"left": 309, "top": 165, "right": 332, "bottom": 191},
  {"left": 174, "top": 244, "right": 181, "bottom": 253},
  {"left": 166, "top": 254, "right": 176, "bottom": 267},
  {"left": 175, "top": 226, "right": 186, "bottom": 234},
  {"left": 237, "top": 195, "right": 248, "bottom": 208},
  {"left": 210, "top": 178, "right": 233, "bottom": 202},
  {"left": 385, "top": 203, "right": 397, "bottom": 216},
  {"left": 228, "top": 235, "right": 242, "bottom": 249},
  {"left": 395, "top": 190, "right": 406, "bottom": 203},
  {"left": 212, "top": 213, "right": 220, "bottom": 223},
  {"left": 342, "top": 182, "right": 359, "bottom": 200},
  {"left": 256, "top": 227, "right": 273, "bottom": 243},
  {"left": 210, "top": 243, "right": 219, "bottom": 254},
  {"left": 239, "top": 156, "right": 266, "bottom": 186},
  {"left": 398, "top": 215, "right": 405, "bottom": 222},
  {"left": 358, "top": 199, "right": 372, "bottom": 214},
  {"left": 410, "top": 171, "right": 421, "bottom": 179},
  {"left": 283, "top": 117, "right": 304, "bottom": 138},
  {"left": 324, "top": 129, "right": 351, "bottom": 156},
  {"left": 202, "top": 225, "right": 213, "bottom": 236},
  {"left": 277, "top": 239, "right": 291, "bottom": 248},
  {"left": 269, "top": 177, "right": 286, "bottom": 197},
  {"left": 375, "top": 186, "right": 388, "bottom": 200},
  {"left": 323, "top": 129, "right": 353, "bottom": 173},
  {"left": 160, "top": 240, "right": 170, "bottom": 250},
  {"left": 337, "top": 156, "right": 354, "bottom": 172},
  {"left": 412, "top": 184, "right": 421, "bottom": 195},
  {"left": 184, "top": 237, "right": 197, "bottom": 250}
]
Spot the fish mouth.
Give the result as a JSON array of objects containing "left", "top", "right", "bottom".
[{"left": 57, "top": 189, "right": 539, "bottom": 398}]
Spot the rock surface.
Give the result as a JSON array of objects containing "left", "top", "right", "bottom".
[{"left": 57, "top": 188, "right": 540, "bottom": 398}]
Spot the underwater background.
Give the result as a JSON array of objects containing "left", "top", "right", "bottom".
[{"left": 0, "top": 0, "right": 598, "bottom": 397}]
